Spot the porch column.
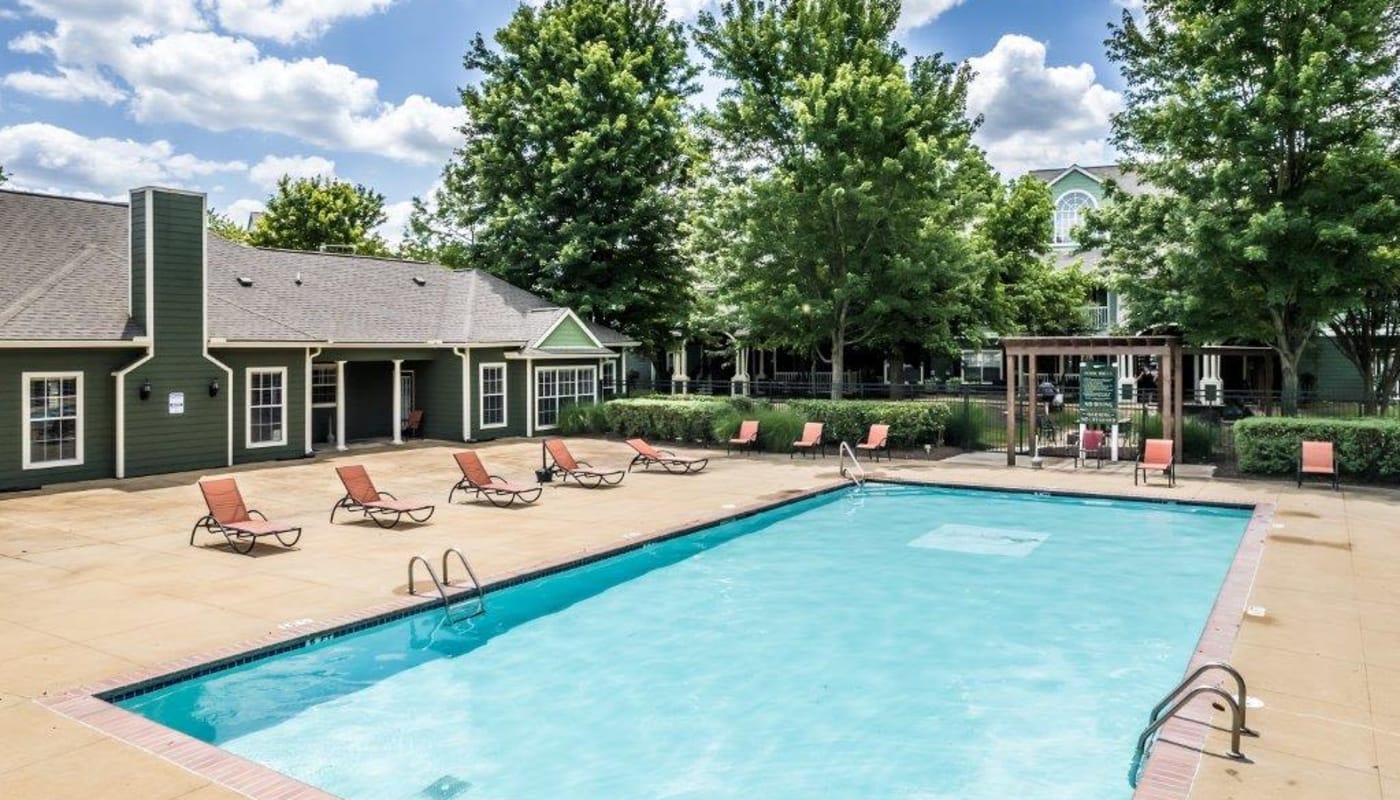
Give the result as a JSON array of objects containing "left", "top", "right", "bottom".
[
  {"left": 525, "top": 358, "right": 535, "bottom": 437},
  {"left": 1198, "top": 350, "right": 1223, "bottom": 405},
  {"left": 731, "top": 345, "right": 750, "bottom": 396},
  {"left": 671, "top": 342, "right": 688, "bottom": 395},
  {"left": 335, "top": 360, "right": 347, "bottom": 452},
  {"left": 391, "top": 359, "right": 404, "bottom": 445},
  {"left": 1118, "top": 354, "right": 1136, "bottom": 403},
  {"left": 1005, "top": 352, "right": 1017, "bottom": 467}
]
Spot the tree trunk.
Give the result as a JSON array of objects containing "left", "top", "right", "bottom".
[
  {"left": 1278, "top": 349, "right": 1305, "bottom": 416},
  {"left": 830, "top": 330, "right": 845, "bottom": 400}
]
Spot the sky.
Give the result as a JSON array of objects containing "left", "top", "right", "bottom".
[{"left": 0, "top": 0, "right": 1137, "bottom": 243}]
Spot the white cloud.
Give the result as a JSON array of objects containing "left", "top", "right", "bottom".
[
  {"left": 210, "top": 0, "right": 398, "bottom": 43},
  {"left": 898, "top": 0, "right": 965, "bottom": 31},
  {"left": 0, "top": 122, "right": 246, "bottom": 196},
  {"left": 248, "top": 154, "right": 336, "bottom": 189},
  {"left": 378, "top": 199, "right": 414, "bottom": 247},
  {"left": 220, "top": 197, "right": 266, "bottom": 229},
  {"left": 966, "top": 34, "right": 1124, "bottom": 178},
  {"left": 3, "top": 0, "right": 460, "bottom": 163}
]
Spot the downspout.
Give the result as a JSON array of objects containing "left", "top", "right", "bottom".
[
  {"left": 112, "top": 345, "right": 154, "bottom": 479},
  {"left": 199, "top": 195, "right": 235, "bottom": 467},
  {"left": 304, "top": 347, "right": 321, "bottom": 455},
  {"left": 454, "top": 347, "right": 471, "bottom": 441}
]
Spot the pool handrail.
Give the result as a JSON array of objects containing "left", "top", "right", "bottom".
[
  {"left": 838, "top": 441, "right": 866, "bottom": 486},
  {"left": 1128, "top": 662, "right": 1255, "bottom": 787},
  {"left": 408, "top": 552, "right": 485, "bottom": 622}
]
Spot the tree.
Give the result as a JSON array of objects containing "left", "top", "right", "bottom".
[
  {"left": 696, "top": 0, "right": 993, "bottom": 398},
  {"left": 1091, "top": 0, "right": 1400, "bottom": 413},
  {"left": 409, "top": 0, "right": 699, "bottom": 352},
  {"left": 249, "top": 176, "right": 389, "bottom": 256},
  {"left": 0, "top": 164, "right": 7, "bottom": 185},
  {"left": 1329, "top": 251, "right": 1400, "bottom": 413},
  {"left": 975, "top": 175, "right": 1093, "bottom": 336},
  {"left": 207, "top": 208, "right": 249, "bottom": 243}
]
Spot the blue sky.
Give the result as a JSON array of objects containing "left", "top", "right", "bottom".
[{"left": 0, "top": 0, "right": 1134, "bottom": 242}]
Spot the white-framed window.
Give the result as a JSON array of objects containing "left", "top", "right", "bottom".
[
  {"left": 246, "top": 367, "right": 287, "bottom": 448},
  {"left": 1053, "top": 190, "right": 1097, "bottom": 245},
  {"left": 602, "top": 359, "right": 617, "bottom": 393},
  {"left": 22, "top": 371, "right": 83, "bottom": 469},
  {"left": 535, "top": 366, "right": 597, "bottom": 429},
  {"left": 311, "top": 363, "right": 337, "bottom": 407},
  {"left": 960, "top": 350, "right": 1002, "bottom": 385},
  {"left": 479, "top": 363, "right": 507, "bottom": 429}
]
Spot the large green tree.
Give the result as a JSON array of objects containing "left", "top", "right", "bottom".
[
  {"left": 408, "top": 0, "right": 698, "bottom": 352},
  {"left": 207, "top": 208, "right": 249, "bottom": 243},
  {"left": 1091, "top": 0, "right": 1400, "bottom": 412},
  {"left": 249, "top": 175, "right": 389, "bottom": 256},
  {"left": 975, "top": 175, "right": 1094, "bottom": 336},
  {"left": 696, "top": 0, "right": 993, "bottom": 398}
]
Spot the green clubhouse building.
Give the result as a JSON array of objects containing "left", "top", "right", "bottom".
[{"left": 0, "top": 186, "right": 636, "bottom": 491}]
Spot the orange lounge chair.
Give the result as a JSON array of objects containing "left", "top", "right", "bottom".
[
  {"left": 450, "top": 451, "right": 543, "bottom": 506},
  {"left": 626, "top": 438, "right": 709, "bottom": 473},
  {"left": 791, "top": 422, "right": 826, "bottom": 458},
  {"left": 544, "top": 439, "right": 625, "bottom": 487},
  {"left": 1076, "top": 429, "right": 1107, "bottom": 469},
  {"left": 1298, "top": 441, "right": 1338, "bottom": 490},
  {"left": 330, "top": 465, "right": 435, "bottom": 529},
  {"left": 191, "top": 478, "right": 302, "bottom": 555},
  {"left": 854, "top": 424, "right": 890, "bottom": 462},
  {"left": 1134, "top": 438, "right": 1175, "bottom": 487},
  {"left": 728, "top": 419, "right": 759, "bottom": 455},
  {"left": 402, "top": 409, "right": 424, "bottom": 439}
]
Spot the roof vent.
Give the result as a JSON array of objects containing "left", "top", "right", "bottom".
[
  {"left": 236, "top": 276, "right": 254, "bottom": 287},
  {"left": 412, "top": 276, "right": 427, "bottom": 287},
  {"left": 294, "top": 272, "right": 303, "bottom": 286}
]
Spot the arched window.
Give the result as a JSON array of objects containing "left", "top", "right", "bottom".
[{"left": 1053, "top": 190, "right": 1096, "bottom": 245}]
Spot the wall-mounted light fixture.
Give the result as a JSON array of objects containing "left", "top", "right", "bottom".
[
  {"left": 139, "top": 380, "right": 152, "bottom": 401},
  {"left": 209, "top": 378, "right": 221, "bottom": 398}
]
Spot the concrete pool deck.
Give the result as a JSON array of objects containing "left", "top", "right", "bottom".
[{"left": 0, "top": 438, "right": 1395, "bottom": 799}]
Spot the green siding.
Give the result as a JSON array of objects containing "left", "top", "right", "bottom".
[
  {"left": 1301, "top": 336, "right": 1367, "bottom": 399},
  {"left": 217, "top": 349, "right": 308, "bottom": 464},
  {"left": 467, "top": 348, "right": 528, "bottom": 441},
  {"left": 1049, "top": 170, "right": 1106, "bottom": 206},
  {"left": 538, "top": 316, "right": 595, "bottom": 348},
  {"left": 124, "top": 191, "right": 230, "bottom": 477},
  {"left": 417, "top": 352, "right": 463, "bottom": 441},
  {"left": 129, "top": 191, "right": 147, "bottom": 328},
  {"left": 0, "top": 349, "right": 142, "bottom": 489},
  {"left": 345, "top": 361, "right": 394, "bottom": 440}
]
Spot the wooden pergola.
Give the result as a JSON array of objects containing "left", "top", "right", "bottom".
[{"left": 1001, "top": 336, "right": 1185, "bottom": 466}]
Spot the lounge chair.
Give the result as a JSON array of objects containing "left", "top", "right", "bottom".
[
  {"left": 791, "top": 422, "right": 826, "bottom": 459},
  {"left": 402, "top": 409, "right": 424, "bottom": 439},
  {"left": 854, "top": 424, "right": 890, "bottom": 462},
  {"left": 450, "top": 451, "right": 543, "bottom": 506},
  {"left": 1134, "top": 438, "right": 1175, "bottom": 487},
  {"left": 626, "top": 438, "right": 709, "bottom": 473},
  {"left": 1076, "top": 429, "right": 1106, "bottom": 469},
  {"left": 330, "top": 465, "right": 435, "bottom": 528},
  {"left": 728, "top": 420, "right": 759, "bottom": 455},
  {"left": 191, "top": 478, "right": 302, "bottom": 555},
  {"left": 543, "top": 439, "right": 625, "bottom": 487},
  {"left": 1298, "top": 441, "right": 1339, "bottom": 490}
]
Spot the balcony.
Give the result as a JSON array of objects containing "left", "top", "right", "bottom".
[{"left": 1083, "top": 305, "right": 1113, "bottom": 331}]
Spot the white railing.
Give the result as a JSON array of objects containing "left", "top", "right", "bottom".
[{"left": 1083, "top": 305, "right": 1113, "bottom": 331}]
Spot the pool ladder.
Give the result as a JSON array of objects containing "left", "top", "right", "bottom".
[
  {"left": 838, "top": 441, "right": 866, "bottom": 486},
  {"left": 1128, "top": 661, "right": 1256, "bottom": 787},
  {"left": 408, "top": 548, "right": 486, "bottom": 623}
]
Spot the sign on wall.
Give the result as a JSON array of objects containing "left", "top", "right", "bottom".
[
  {"left": 168, "top": 391, "right": 185, "bottom": 415},
  {"left": 1079, "top": 363, "right": 1118, "bottom": 425}
]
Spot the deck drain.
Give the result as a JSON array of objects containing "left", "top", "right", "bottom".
[{"left": 421, "top": 775, "right": 472, "bottom": 799}]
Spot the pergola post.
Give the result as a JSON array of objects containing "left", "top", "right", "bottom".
[
  {"left": 1172, "top": 342, "right": 1185, "bottom": 463},
  {"left": 1005, "top": 353, "right": 1017, "bottom": 466}
]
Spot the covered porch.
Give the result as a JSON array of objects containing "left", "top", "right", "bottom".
[{"left": 310, "top": 348, "right": 462, "bottom": 452}]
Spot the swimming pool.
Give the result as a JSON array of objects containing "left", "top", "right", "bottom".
[{"left": 117, "top": 484, "right": 1252, "bottom": 799}]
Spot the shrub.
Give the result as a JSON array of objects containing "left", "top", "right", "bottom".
[
  {"left": 559, "top": 402, "right": 609, "bottom": 435},
  {"left": 786, "top": 400, "right": 951, "bottom": 448},
  {"left": 1234, "top": 417, "right": 1400, "bottom": 480},
  {"left": 1140, "top": 415, "right": 1217, "bottom": 462},
  {"left": 943, "top": 403, "right": 989, "bottom": 449},
  {"left": 712, "top": 404, "right": 808, "bottom": 452},
  {"left": 602, "top": 398, "right": 731, "bottom": 442}
]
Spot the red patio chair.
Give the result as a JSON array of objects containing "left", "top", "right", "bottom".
[
  {"left": 854, "top": 424, "right": 890, "bottom": 462},
  {"left": 1134, "top": 438, "right": 1175, "bottom": 487},
  {"left": 791, "top": 422, "right": 826, "bottom": 459},
  {"left": 450, "top": 451, "right": 543, "bottom": 507},
  {"left": 331, "top": 465, "right": 436, "bottom": 528},
  {"left": 1076, "top": 429, "right": 1107, "bottom": 469},
  {"left": 191, "top": 478, "right": 302, "bottom": 555},
  {"left": 1298, "top": 441, "right": 1339, "bottom": 491},
  {"left": 728, "top": 420, "right": 759, "bottom": 455},
  {"left": 626, "top": 438, "right": 709, "bottom": 473}
]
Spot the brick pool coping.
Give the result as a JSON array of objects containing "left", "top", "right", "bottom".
[{"left": 39, "top": 477, "right": 1270, "bottom": 800}]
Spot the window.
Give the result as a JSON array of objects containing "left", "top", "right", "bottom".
[
  {"left": 479, "top": 363, "right": 507, "bottom": 429},
  {"left": 1053, "top": 190, "right": 1096, "bottom": 245},
  {"left": 311, "top": 364, "right": 337, "bottom": 407},
  {"left": 960, "top": 350, "right": 1002, "bottom": 385},
  {"left": 246, "top": 367, "right": 287, "bottom": 447},
  {"left": 535, "top": 366, "right": 596, "bottom": 429},
  {"left": 602, "top": 359, "right": 617, "bottom": 394},
  {"left": 22, "top": 372, "right": 83, "bottom": 469}
]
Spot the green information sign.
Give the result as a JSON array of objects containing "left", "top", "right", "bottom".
[{"left": 1080, "top": 363, "right": 1119, "bottom": 425}]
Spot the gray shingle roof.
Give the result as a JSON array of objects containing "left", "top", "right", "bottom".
[
  {"left": 1026, "top": 164, "right": 1147, "bottom": 196},
  {"left": 0, "top": 189, "right": 633, "bottom": 349}
]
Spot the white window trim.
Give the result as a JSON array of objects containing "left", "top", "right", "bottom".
[
  {"left": 21, "top": 371, "right": 84, "bottom": 470},
  {"left": 534, "top": 365, "right": 597, "bottom": 431},
  {"left": 478, "top": 362, "right": 508, "bottom": 430},
  {"left": 1053, "top": 189, "right": 1097, "bottom": 247},
  {"left": 310, "top": 363, "right": 337, "bottom": 409},
  {"left": 245, "top": 366, "right": 288, "bottom": 449}
]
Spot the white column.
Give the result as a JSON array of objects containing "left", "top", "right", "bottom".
[
  {"left": 671, "top": 341, "right": 689, "bottom": 395},
  {"left": 731, "top": 345, "right": 750, "bottom": 396},
  {"left": 525, "top": 359, "right": 535, "bottom": 437},
  {"left": 335, "top": 360, "right": 347, "bottom": 452},
  {"left": 391, "top": 359, "right": 404, "bottom": 445}
]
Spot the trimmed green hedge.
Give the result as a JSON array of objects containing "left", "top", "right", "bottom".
[
  {"left": 712, "top": 405, "right": 808, "bottom": 452},
  {"left": 1234, "top": 417, "right": 1400, "bottom": 480},
  {"left": 786, "top": 400, "right": 951, "bottom": 448},
  {"left": 601, "top": 398, "right": 732, "bottom": 442}
]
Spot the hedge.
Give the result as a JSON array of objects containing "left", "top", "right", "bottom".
[
  {"left": 600, "top": 398, "right": 732, "bottom": 442},
  {"left": 785, "top": 399, "right": 951, "bottom": 448},
  {"left": 712, "top": 405, "right": 808, "bottom": 452},
  {"left": 1234, "top": 417, "right": 1400, "bottom": 480},
  {"left": 1141, "top": 415, "right": 1217, "bottom": 462}
]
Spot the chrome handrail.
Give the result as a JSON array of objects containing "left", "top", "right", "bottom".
[
  {"left": 838, "top": 441, "right": 866, "bottom": 486},
  {"left": 1149, "top": 662, "right": 1255, "bottom": 736},
  {"left": 1129, "top": 678, "right": 1252, "bottom": 787},
  {"left": 408, "top": 553, "right": 483, "bottom": 623},
  {"left": 441, "top": 547, "right": 486, "bottom": 617}
]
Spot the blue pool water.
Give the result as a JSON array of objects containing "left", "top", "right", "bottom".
[{"left": 120, "top": 484, "right": 1251, "bottom": 799}]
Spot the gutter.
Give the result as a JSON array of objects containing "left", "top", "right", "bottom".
[
  {"left": 112, "top": 346, "right": 155, "bottom": 479},
  {"left": 454, "top": 347, "right": 471, "bottom": 442}
]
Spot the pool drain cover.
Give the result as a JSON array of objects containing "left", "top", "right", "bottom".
[
  {"left": 909, "top": 524, "right": 1049, "bottom": 558},
  {"left": 421, "top": 775, "right": 472, "bottom": 799}
]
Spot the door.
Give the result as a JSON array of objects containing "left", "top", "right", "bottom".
[{"left": 399, "top": 370, "right": 416, "bottom": 427}]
